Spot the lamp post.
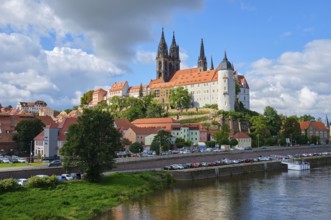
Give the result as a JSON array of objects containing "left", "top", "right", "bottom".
[{"left": 30, "top": 140, "right": 33, "bottom": 164}]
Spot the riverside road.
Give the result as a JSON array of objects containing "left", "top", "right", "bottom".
[{"left": 1, "top": 145, "right": 331, "bottom": 179}]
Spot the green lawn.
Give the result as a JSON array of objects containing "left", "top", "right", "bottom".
[
  {"left": 0, "top": 171, "right": 173, "bottom": 220},
  {"left": 0, "top": 162, "right": 46, "bottom": 168}
]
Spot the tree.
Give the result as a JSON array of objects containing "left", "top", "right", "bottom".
[
  {"left": 281, "top": 117, "right": 301, "bottom": 145},
  {"left": 229, "top": 138, "right": 238, "bottom": 147},
  {"left": 13, "top": 119, "right": 45, "bottom": 154},
  {"left": 175, "top": 137, "right": 186, "bottom": 148},
  {"left": 250, "top": 115, "right": 271, "bottom": 147},
  {"left": 298, "top": 114, "right": 315, "bottom": 122},
  {"left": 80, "top": 90, "right": 94, "bottom": 105},
  {"left": 264, "top": 106, "right": 281, "bottom": 136},
  {"left": 150, "top": 130, "right": 172, "bottom": 155},
  {"left": 60, "top": 109, "right": 121, "bottom": 182},
  {"left": 213, "top": 125, "right": 230, "bottom": 145},
  {"left": 129, "top": 142, "right": 144, "bottom": 153},
  {"left": 146, "top": 103, "right": 164, "bottom": 118},
  {"left": 169, "top": 87, "right": 191, "bottom": 110}
]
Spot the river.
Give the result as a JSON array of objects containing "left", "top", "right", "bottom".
[{"left": 96, "top": 166, "right": 331, "bottom": 220}]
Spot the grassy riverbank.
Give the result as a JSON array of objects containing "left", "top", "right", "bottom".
[{"left": 0, "top": 171, "right": 173, "bottom": 220}]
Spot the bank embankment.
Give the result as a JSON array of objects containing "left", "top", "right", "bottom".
[
  {"left": 171, "top": 156, "right": 331, "bottom": 181},
  {"left": 171, "top": 161, "right": 283, "bottom": 181}
]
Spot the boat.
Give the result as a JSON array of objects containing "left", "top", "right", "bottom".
[{"left": 281, "top": 160, "right": 310, "bottom": 170}]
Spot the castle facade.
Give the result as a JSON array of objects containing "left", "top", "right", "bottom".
[{"left": 92, "top": 30, "right": 250, "bottom": 111}]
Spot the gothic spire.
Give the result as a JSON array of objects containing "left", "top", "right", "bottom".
[
  {"left": 157, "top": 28, "right": 168, "bottom": 58},
  {"left": 326, "top": 115, "right": 330, "bottom": 128},
  {"left": 210, "top": 56, "right": 214, "bottom": 70},
  {"left": 198, "top": 38, "right": 207, "bottom": 71},
  {"left": 199, "top": 38, "right": 205, "bottom": 59}
]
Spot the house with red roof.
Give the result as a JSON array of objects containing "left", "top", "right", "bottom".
[
  {"left": 299, "top": 121, "right": 329, "bottom": 144},
  {"left": 91, "top": 88, "right": 107, "bottom": 106},
  {"left": 232, "top": 132, "right": 252, "bottom": 148},
  {"left": 34, "top": 117, "right": 78, "bottom": 158}
]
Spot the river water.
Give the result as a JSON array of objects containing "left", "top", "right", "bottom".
[{"left": 96, "top": 166, "right": 331, "bottom": 220}]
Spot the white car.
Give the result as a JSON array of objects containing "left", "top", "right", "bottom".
[
  {"left": 17, "top": 178, "right": 28, "bottom": 186},
  {"left": 61, "top": 174, "right": 73, "bottom": 180}
]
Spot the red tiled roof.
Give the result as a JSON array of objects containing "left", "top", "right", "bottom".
[
  {"left": 130, "top": 126, "right": 161, "bottom": 135},
  {"left": 109, "top": 81, "right": 127, "bottom": 92},
  {"left": 299, "top": 121, "right": 311, "bottom": 130},
  {"left": 233, "top": 132, "right": 250, "bottom": 139},
  {"left": 58, "top": 117, "right": 78, "bottom": 140},
  {"left": 114, "top": 118, "right": 133, "bottom": 130}
]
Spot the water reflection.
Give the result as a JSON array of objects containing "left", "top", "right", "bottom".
[{"left": 95, "top": 167, "right": 331, "bottom": 220}]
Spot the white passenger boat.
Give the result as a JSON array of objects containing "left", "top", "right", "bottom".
[{"left": 281, "top": 160, "right": 310, "bottom": 170}]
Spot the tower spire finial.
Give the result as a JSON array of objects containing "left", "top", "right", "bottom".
[{"left": 198, "top": 38, "right": 207, "bottom": 71}]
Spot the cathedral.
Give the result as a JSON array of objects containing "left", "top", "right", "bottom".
[{"left": 93, "top": 30, "right": 250, "bottom": 111}]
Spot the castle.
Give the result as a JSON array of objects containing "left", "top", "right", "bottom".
[{"left": 91, "top": 30, "right": 250, "bottom": 111}]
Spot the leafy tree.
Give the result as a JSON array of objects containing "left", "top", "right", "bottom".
[
  {"left": 298, "top": 114, "right": 315, "bottom": 122},
  {"left": 13, "top": 119, "right": 45, "bottom": 154},
  {"left": 229, "top": 138, "right": 238, "bottom": 147},
  {"left": 205, "top": 141, "right": 216, "bottom": 148},
  {"left": 169, "top": 87, "right": 191, "bottom": 110},
  {"left": 60, "top": 109, "right": 121, "bottom": 182},
  {"left": 150, "top": 130, "right": 172, "bottom": 155},
  {"left": 120, "top": 138, "right": 132, "bottom": 149},
  {"left": 250, "top": 115, "right": 271, "bottom": 147},
  {"left": 264, "top": 106, "right": 281, "bottom": 136},
  {"left": 175, "top": 137, "right": 186, "bottom": 148},
  {"left": 80, "top": 90, "right": 94, "bottom": 105},
  {"left": 129, "top": 142, "right": 143, "bottom": 153},
  {"left": 281, "top": 117, "right": 301, "bottom": 145},
  {"left": 213, "top": 125, "right": 230, "bottom": 145},
  {"left": 146, "top": 103, "right": 164, "bottom": 118}
]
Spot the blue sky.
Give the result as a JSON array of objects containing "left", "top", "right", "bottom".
[{"left": 0, "top": 0, "right": 330, "bottom": 120}]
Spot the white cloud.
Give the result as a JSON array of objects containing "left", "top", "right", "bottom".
[
  {"left": 247, "top": 39, "right": 331, "bottom": 118},
  {"left": 0, "top": 0, "right": 204, "bottom": 110},
  {"left": 135, "top": 50, "right": 156, "bottom": 65}
]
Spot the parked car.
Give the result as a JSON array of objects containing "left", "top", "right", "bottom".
[
  {"left": 48, "top": 160, "right": 61, "bottom": 167},
  {"left": 17, "top": 158, "right": 27, "bottom": 163},
  {"left": 17, "top": 178, "right": 28, "bottom": 186},
  {"left": 57, "top": 175, "right": 67, "bottom": 181},
  {"left": 70, "top": 173, "right": 82, "bottom": 180},
  {"left": 61, "top": 174, "right": 73, "bottom": 180}
]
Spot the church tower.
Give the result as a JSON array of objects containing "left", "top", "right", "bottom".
[
  {"left": 156, "top": 29, "right": 170, "bottom": 82},
  {"left": 217, "top": 51, "right": 236, "bottom": 111},
  {"left": 197, "top": 38, "right": 207, "bottom": 72},
  {"left": 169, "top": 32, "right": 181, "bottom": 79}
]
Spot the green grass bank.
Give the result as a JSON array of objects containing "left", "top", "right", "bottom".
[{"left": 0, "top": 171, "right": 173, "bottom": 220}]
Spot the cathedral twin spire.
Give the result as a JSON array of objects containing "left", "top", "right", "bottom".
[{"left": 156, "top": 29, "right": 180, "bottom": 82}]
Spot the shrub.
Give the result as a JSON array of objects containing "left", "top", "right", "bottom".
[
  {"left": 0, "top": 178, "right": 20, "bottom": 193},
  {"left": 27, "top": 175, "right": 59, "bottom": 188}
]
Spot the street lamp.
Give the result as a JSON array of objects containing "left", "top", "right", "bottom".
[{"left": 30, "top": 140, "right": 33, "bottom": 164}]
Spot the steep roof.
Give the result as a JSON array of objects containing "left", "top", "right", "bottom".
[
  {"left": 233, "top": 132, "right": 250, "bottom": 139},
  {"left": 129, "top": 126, "right": 161, "bottom": 135},
  {"left": 36, "top": 116, "right": 56, "bottom": 126},
  {"left": 300, "top": 121, "right": 327, "bottom": 131},
  {"left": 114, "top": 118, "right": 133, "bottom": 130},
  {"left": 109, "top": 81, "right": 127, "bottom": 92},
  {"left": 58, "top": 117, "right": 78, "bottom": 140}
]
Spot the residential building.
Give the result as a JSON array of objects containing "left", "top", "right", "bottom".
[
  {"left": 299, "top": 121, "right": 329, "bottom": 144},
  {"left": 16, "top": 100, "right": 47, "bottom": 114},
  {"left": 91, "top": 88, "right": 107, "bottom": 106},
  {"left": 232, "top": 132, "right": 252, "bottom": 148},
  {"left": 170, "top": 124, "right": 200, "bottom": 145},
  {"left": 34, "top": 117, "right": 77, "bottom": 158},
  {"left": 114, "top": 118, "right": 133, "bottom": 136},
  {"left": 123, "top": 126, "right": 160, "bottom": 145}
]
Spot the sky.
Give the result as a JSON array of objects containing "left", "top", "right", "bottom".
[{"left": 0, "top": 0, "right": 330, "bottom": 120}]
